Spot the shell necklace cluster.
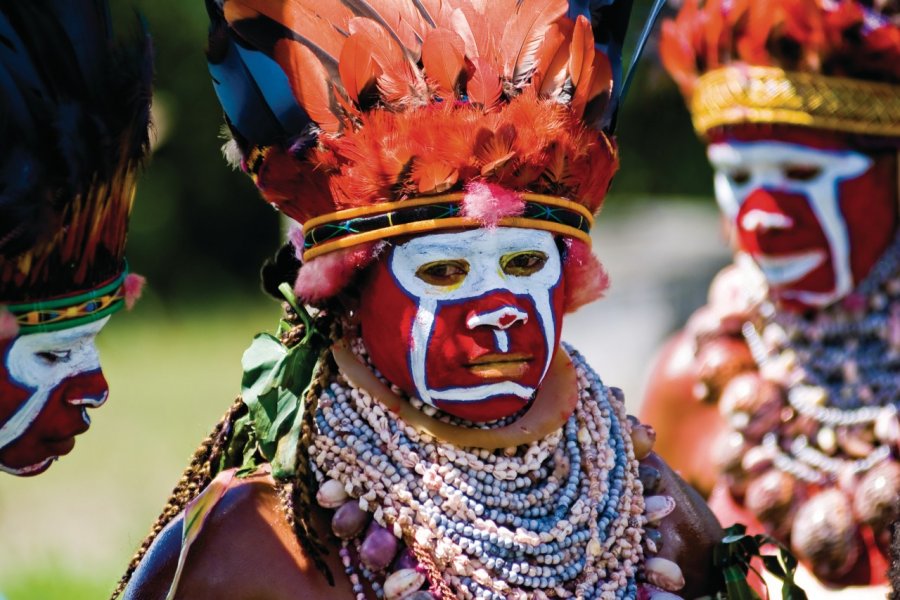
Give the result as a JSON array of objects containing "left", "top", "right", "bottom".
[
  {"left": 309, "top": 345, "right": 645, "bottom": 600},
  {"left": 723, "top": 235, "right": 900, "bottom": 578}
]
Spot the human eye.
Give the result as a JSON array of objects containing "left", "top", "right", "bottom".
[
  {"left": 727, "top": 169, "right": 751, "bottom": 185},
  {"left": 501, "top": 251, "right": 548, "bottom": 276},
  {"left": 415, "top": 260, "right": 470, "bottom": 286},
  {"left": 784, "top": 164, "right": 822, "bottom": 182},
  {"left": 35, "top": 350, "right": 71, "bottom": 365}
]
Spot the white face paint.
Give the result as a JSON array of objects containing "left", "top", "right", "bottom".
[
  {"left": 0, "top": 317, "right": 109, "bottom": 452},
  {"left": 389, "top": 228, "right": 562, "bottom": 408},
  {"left": 708, "top": 141, "right": 872, "bottom": 306}
]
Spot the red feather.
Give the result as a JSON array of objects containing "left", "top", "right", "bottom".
[
  {"left": 500, "top": 0, "right": 568, "bottom": 83},
  {"left": 537, "top": 20, "right": 573, "bottom": 99},
  {"left": 703, "top": 0, "right": 724, "bottom": 70},
  {"left": 466, "top": 57, "right": 503, "bottom": 110},
  {"left": 421, "top": 28, "right": 466, "bottom": 96},
  {"left": 659, "top": 20, "right": 698, "bottom": 95},
  {"left": 411, "top": 160, "right": 459, "bottom": 194},
  {"left": 339, "top": 32, "right": 381, "bottom": 103},
  {"left": 273, "top": 38, "right": 342, "bottom": 132}
]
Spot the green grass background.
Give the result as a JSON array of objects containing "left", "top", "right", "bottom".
[{"left": 0, "top": 294, "right": 278, "bottom": 600}]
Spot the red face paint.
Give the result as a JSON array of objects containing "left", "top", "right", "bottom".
[{"left": 358, "top": 228, "right": 566, "bottom": 422}]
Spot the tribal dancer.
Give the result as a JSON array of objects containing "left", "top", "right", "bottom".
[
  {"left": 115, "top": 1, "right": 731, "bottom": 598},
  {"left": 0, "top": 0, "right": 153, "bottom": 476},
  {"left": 643, "top": 0, "right": 900, "bottom": 594}
]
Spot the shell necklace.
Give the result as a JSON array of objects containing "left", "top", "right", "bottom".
[{"left": 309, "top": 345, "right": 646, "bottom": 600}]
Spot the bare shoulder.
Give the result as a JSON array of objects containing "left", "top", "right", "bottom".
[{"left": 124, "top": 471, "right": 346, "bottom": 600}]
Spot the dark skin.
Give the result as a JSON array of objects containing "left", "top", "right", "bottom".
[{"left": 124, "top": 451, "right": 723, "bottom": 599}]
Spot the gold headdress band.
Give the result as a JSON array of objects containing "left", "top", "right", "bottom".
[{"left": 691, "top": 66, "right": 900, "bottom": 138}]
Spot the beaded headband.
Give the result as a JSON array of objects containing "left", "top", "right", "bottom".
[
  {"left": 4, "top": 267, "right": 130, "bottom": 334},
  {"left": 300, "top": 193, "right": 594, "bottom": 262},
  {"left": 692, "top": 66, "right": 900, "bottom": 138}
]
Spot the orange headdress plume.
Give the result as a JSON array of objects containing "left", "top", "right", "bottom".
[{"left": 660, "top": 0, "right": 900, "bottom": 138}]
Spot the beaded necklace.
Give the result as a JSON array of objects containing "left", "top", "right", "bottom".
[
  {"left": 309, "top": 344, "right": 646, "bottom": 600},
  {"left": 718, "top": 235, "right": 900, "bottom": 578}
]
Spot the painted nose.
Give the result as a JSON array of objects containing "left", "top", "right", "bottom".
[{"left": 466, "top": 306, "right": 528, "bottom": 330}]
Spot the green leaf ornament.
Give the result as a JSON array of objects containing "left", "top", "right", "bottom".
[{"left": 713, "top": 524, "right": 808, "bottom": 600}]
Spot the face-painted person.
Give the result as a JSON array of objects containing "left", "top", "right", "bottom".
[
  {"left": 641, "top": 0, "right": 899, "bottom": 594},
  {"left": 111, "top": 2, "right": 747, "bottom": 599},
  {"left": 0, "top": 1, "right": 152, "bottom": 476}
]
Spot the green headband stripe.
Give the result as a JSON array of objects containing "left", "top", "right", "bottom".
[{"left": 5, "top": 266, "right": 129, "bottom": 334}]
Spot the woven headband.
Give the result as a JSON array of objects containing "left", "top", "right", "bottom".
[
  {"left": 691, "top": 66, "right": 900, "bottom": 138},
  {"left": 5, "top": 266, "right": 130, "bottom": 334},
  {"left": 301, "top": 193, "right": 594, "bottom": 262}
]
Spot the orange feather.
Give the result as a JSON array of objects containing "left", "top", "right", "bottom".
[
  {"left": 500, "top": 0, "right": 568, "bottom": 82},
  {"left": 568, "top": 16, "right": 595, "bottom": 117},
  {"left": 475, "top": 125, "right": 517, "bottom": 176},
  {"left": 449, "top": 8, "right": 479, "bottom": 57},
  {"left": 466, "top": 57, "right": 503, "bottom": 110},
  {"left": 342, "top": 0, "right": 430, "bottom": 54},
  {"left": 659, "top": 20, "right": 698, "bottom": 94},
  {"left": 339, "top": 32, "right": 382, "bottom": 103},
  {"left": 273, "top": 38, "right": 342, "bottom": 133},
  {"left": 411, "top": 160, "right": 459, "bottom": 194},
  {"left": 421, "top": 28, "right": 466, "bottom": 96},
  {"left": 226, "top": 0, "right": 346, "bottom": 65},
  {"left": 536, "top": 20, "right": 573, "bottom": 98}
]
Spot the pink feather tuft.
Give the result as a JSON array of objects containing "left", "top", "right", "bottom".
[
  {"left": 0, "top": 308, "right": 19, "bottom": 340},
  {"left": 287, "top": 224, "right": 306, "bottom": 261},
  {"left": 462, "top": 182, "right": 525, "bottom": 228},
  {"left": 294, "top": 241, "right": 386, "bottom": 303},
  {"left": 562, "top": 238, "right": 609, "bottom": 313},
  {"left": 123, "top": 273, "right": 146, "bottom": 310}
]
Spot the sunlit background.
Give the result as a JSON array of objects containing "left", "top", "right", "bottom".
[{"left": 0, "top": 1, "right": 731, "bottom": 598}]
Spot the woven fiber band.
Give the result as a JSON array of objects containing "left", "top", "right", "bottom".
[
  {"left": 301, "top": 193, "right": 594, "bottom": 261},
  {"left": 691, "top": 66, "right": 900, "bottom": 138},
  {"left": 5, "top": 268, "right": 128, "bottom": 334}
]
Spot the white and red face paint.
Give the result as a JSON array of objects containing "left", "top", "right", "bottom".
[
  {"left": 0, "top": 318, "right": 109, "bottom": 476},
  {"left": 359, "top": 228, "right": 566, "bottom": 422},
  {"left": 708, "top": 133, "right": 898, "bottom": 309}
]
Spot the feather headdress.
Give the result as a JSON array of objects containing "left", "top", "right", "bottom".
[
  {"left": 207, "top": 0, "right": 659, "bottom": 302},
  {"left": 660, "top": 0, "right": 900, "bottom": 138},
  {"left": 0, "top": 0, "right": 153, "bottom": 335}
]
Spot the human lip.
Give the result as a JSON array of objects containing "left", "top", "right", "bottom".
[
  {"left": 752, "top": 250, "right": 826, "bottom": 285},
  {"left": 466, "top": 353, "right": 532, "bottom": 378},
  {"left": 66, "top": 390, "right": 108, "bottom": 408},
  {"left": 0, "top": 457, "right": 55, "bottom": 476}
]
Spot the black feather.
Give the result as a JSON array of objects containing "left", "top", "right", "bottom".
[{"left": 0, "top": 0, "right": 153, "bottom": 257}]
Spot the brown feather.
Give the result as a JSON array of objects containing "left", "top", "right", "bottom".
[
  {"left": 500, "top": 0, "right": 568, "bottom": 83},
  {"left": 466, "top": 57, "right": 503, "bottom": 110},
  {"left": 273, "top": 38, "right": 342, "bottom": 132},
  {"left": 421, "top": 28, "right": 466, "bottom": 96},
  {"left": 339, "top": 32, "right": 381, "bottom": 103}
]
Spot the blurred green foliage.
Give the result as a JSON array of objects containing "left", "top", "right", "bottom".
[{"left": 106, "top": 0, "right": 713, "bottom": 299}]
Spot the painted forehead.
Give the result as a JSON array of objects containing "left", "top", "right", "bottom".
[
  {"left": 707, "top": 140, "right": 867, "bottom": 167},
  {"left": 389, "top": 228, "right": 562, "bottom": 297},
  {"left": 11, "top": 318, "right": 110, "bottom": 351}
]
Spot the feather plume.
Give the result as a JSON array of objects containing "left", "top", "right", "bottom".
[
  {"left": 466, "top": 57, "right": 503, "bottom": 110},
  {"left": 273, "top": 38, "right": 342, "bottom": 132},
  {"left": 225, "top": 0, "right": 347, "bottom": 66},
  {"left": 568, "top": 15, "right": 595, "bottom": 117},
  {"left": 0, "top": 0, "right": 152, "bottom": 296},
  {"left": 500, "top": 0, "right": 569, "bottom": 84},
  {"left": 338, "top": 32, "right": 381, "bottom": 103},
  {"left": 340, "top": 0, "right": 430, "bottom": 54},
  {"left": 421, "top": 27, "right": 466, "bottom": 96}
]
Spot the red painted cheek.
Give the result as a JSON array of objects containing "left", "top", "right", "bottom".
[
  {"left": 0, "top": 369, "right": 108, "bottom": 472},
  {"left": 839, "top": 153, "right": 899, "bottom": 286},
  {"left": 358, "top": 260, "right": 418, "bottom": 396}
]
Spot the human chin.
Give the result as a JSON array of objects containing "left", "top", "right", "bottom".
[{"left": 0, "top": 370, "right": 108, "bottom": 476}]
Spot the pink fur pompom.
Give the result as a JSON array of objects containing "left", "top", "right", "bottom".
[
  {"left": 123, "top": 273, "right": 147, "bottom": 310},
  {"left": 562, "top": 238, "right": 610, "bottom": 313},
  {"left": 462, "top": 182, "right": 525, "bottom": 228},
  {"left": 294, "top": 242, "right": 386, "bottom": 303},
  {"left": 0, "top": 308, "right": 19, "bottom": 340}
]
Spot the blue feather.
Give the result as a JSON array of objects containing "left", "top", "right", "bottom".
[
  {"left": 620, "top": 0, "right": 667, "bottom": 105},
  {"left": 209, "top": 33, "right": 310, "bottom": 145}
]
